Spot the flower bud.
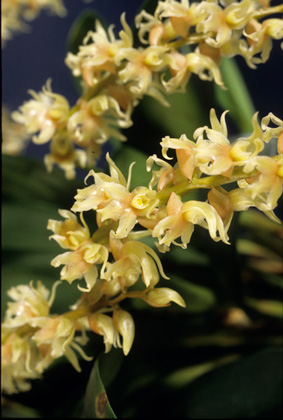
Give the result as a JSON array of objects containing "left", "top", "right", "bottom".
[
  {"left": 145, "top": 287, "right": 186, "bottom": 308},
  {"left": 113, "top": 309, "right": 135, "bottom": 356}
]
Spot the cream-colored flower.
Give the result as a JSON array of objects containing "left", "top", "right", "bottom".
[
  {"left": 193, "top": 109, "right": 264, "bottom": 176},
  {"left": 155, "top": 0, "right": 205, "bottom": 38},
  {"left": 196, "top": 0, "right": 259, "bottom": 48},
  {"left": 229, "top": 187, "right": 281, "bottom": 223},
  {"left": 113, "top": 308, "right": 135, "bottom": 355},
  {"left": 30, "top": 315, "right": 92, "bottom": 373},
  {"left": 72, "top": 153, "right": 158, "bottom": 238},
  {"left": 11, "top": 79, "right": 70, "bottom": 144},
  {"left": 1, "top": 329, "right": 41, "bottom": 394},
  {"left": 242, "top": 18, "right": 283, "bottom": 68},
  {"left": 261, "top": 112, "right": 283, "bottom": 144},
  {"left": 238, "top": 155, "right": 283, "bottom": 210},
  {"left": 1, "top": 0, "right": 66, "bottom": 46},
  {"left": 68, "top": 95, "right": 132, "bottom": 147},
  {"left": 163, "top": 50, "right": 224, "bottom": 93},
  {"left": 145, "top": 287, "right": 186, "bottom": 308},
  {"left": 65, "top": 13, "right": 133, "bottom": 87},
  {"left": 88, "top": 312, "right": 121, "bottom": 353},
  {"left": 152, "top": 192, "right": 230, "bottom": 249},
  {"left": 50, "top": 239, "right": 109, "bottom": 291},
  {"left": 2, "top": 107, "right": 30, "bottom": 155},
  {"left": 2, "top": 281, "right": 58, "bottom": 329},
  {"left": 161, "top": 133, "right": 196, "bottom": 179},
  {"left": 103, "top": 237, "right": 169, "bottom": 289},
  {"left": 115, "top": 45, "right": 170, "bottom": 96},
  {"left": 44, "top": 132, "right": 87, "bottom": 180},
  {"left": 47, "top": 210, "right": 90, "bottom": 250}
]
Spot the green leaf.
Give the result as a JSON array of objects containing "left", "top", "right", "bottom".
[
  {"left": 182, "top": 347, "right": 283, "bottom": 419},
  {"left": 168, "top": 274, "right": 217, "bottom": 313},
  {"left": 81, "top": 355, "right": 117, "bottom": 419},
  {"left": 245, "top": 297, "right": 283, "bottom": 319},
  {"left": 214, "top": 57, "right": 255, "bottom": 133}
]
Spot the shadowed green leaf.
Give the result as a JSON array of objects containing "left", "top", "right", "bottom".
[
  {"left": 81, "top": 356, "right": 117, "bottom": 419},
  {"left": 214, "top": 57, "right": 255, "bottom": 133},
  {"left": 182, "top": 347, "right": 283, "bottom": 419}
]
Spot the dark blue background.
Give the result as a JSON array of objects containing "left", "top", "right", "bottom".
[{"left": 2, "top": 0, "right": 283, "bottom": 159}]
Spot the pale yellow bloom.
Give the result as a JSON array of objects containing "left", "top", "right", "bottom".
[
  {"left": 103, "top": 237, "right": 169, "bottom": 289},
  {"left": 261, "top": 113, "right": 283, "bottom": 143},
  {"left": 196, "top": 0, "right": 259, "bottom": 48},
  {"left": 88, "top": 312, "right": 122, "bottom": 353},
  {"left": 2, "top": 107, "right": 30, "bottom": 155},
  {"left": 193, "top": 109, "right": 264, "bottom": 176},
  {"left": 161, "top": 133, "right": 196, "bottom": 179},
  {"left": 67, "top": 95, "right": 132, "bottom": 148},
  {"left": 163, "top": 50, "right": 224, "bottom": 92},
  {"left": 242, "top": 17, "right": 283, "bottom": 68},
  {"left": 11, "top": 79, "right": 70, "bottom": 144},
  {"left": 50, "top": 239, "right": 109, "bottom": 291},
  {"left": 44, "top": 133, "right": 87, "bottom": 180},
  {"left": 115, "top": 45, "right": 170, "bottom": 96},
  {"left": 155, "top": 0, "right": 205, "bottom": 38},
  {"left": 113, "top": 309, "right": 135, "bottom": 355},
  {"left": 72, "top": 153, "right": 158, "bottom": 238},
  {"left": 1, "top": 0, "right": 67, "bottom": 46},
  {"left": 238, "top": 155, "right": 283, "bottom": 210},
  {"left": 47, "top": 209, "right": 90, "bottom": 251},
  {"left": 65, "top": 13, "right": 133, "bottom": 87},
  {"left": 2, "top": 281, "right": 58, "bottom": 329},
  {"left": 229, "top": 187, "right": 281, "bottom": 223},
  {"left": 152, "top": 192, "right": 230, "bottom": 250},
  {"left": 1, "top": 329, "right": 41, "bottom": 394},
  {"left": 30, "top": 315, "right": 92, "bottom": 373},
  {"left": 145, "top": 287, "right": 186, "bottom": 307}
]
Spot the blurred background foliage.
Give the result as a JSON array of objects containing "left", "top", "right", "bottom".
[{"left": 2, "top": 0, "right": 283, "bottom": 418}]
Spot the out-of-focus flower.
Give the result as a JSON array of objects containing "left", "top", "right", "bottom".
[
  {"left": 11, "top": 79, "right": 70, "bottom": 144},
  {"left": 2, "top": 107, "right": 30, "bottom": 155},
  {"left": 1, "top": 0, "right": 67, "bottom": 46}
]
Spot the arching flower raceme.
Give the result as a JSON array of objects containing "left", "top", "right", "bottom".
[{"left": 1, "top": 280, "right": 92, "bottom": 394}]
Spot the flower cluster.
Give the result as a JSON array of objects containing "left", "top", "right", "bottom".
[
  {"left": 2, "top": 106, "right": 30, "bottom": 155},
  {"left": 10, "top": 0, "right": 283, "bottom": 178},
  {"left": 1, "top": 280, "right": 92, "bottom": 395},
  {"left": 1, "top": 0, "right": 67, "bottom": 46},
  {"left": 2, "top": 107, "right": 282, "bottom": 395}
]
